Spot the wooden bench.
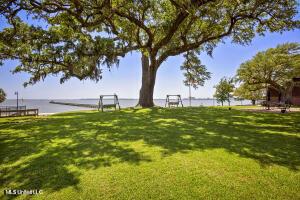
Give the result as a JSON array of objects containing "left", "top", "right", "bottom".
[
  {"left": 168, "top": 102, "right": 179, "bottom": 106},
  {"left": 102, "top": 104, "right": 117, "bottom": 108}
]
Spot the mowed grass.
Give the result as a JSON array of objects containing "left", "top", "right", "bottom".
[{"left": 0, "top": 107, "right": 299, "bottom": 200}]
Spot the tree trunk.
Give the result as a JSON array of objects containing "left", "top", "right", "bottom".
[
  {"left": 138, "top": 54, "right": 157, "bottom": 107},
  {"left": 189, "top": 84, "right": 192, "bottom": 107},
  {"left": 251, "top": 99, "right": 256, "bottom": 105},
  {"left": 284, "top": 83, "right": 294, "bottom": 104},
  {"left": 268, "top": 81, "right": 291, "bottom": 103}
]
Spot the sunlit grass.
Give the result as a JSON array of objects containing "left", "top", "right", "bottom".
[{"left": 0, "top": 107, "right": 299, "bottom": 199}]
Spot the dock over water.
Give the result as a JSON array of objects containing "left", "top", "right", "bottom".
[{"left": 49, "top": 101, "right": 98, "bottom": 109}]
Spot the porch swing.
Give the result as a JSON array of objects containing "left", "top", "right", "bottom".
[
  {"left": 165, "top": 95, "right": 184, "bottom": 107},
  {"left": 98, "top": 94, "right": 121, "bottom": 112}
]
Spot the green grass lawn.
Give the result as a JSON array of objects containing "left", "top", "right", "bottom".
[{"left": 0, "top": 107, "right": 299, "bottom": 200}]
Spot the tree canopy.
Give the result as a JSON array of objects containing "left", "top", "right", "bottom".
[
  {"left": 233, "top": 83, "right": 264, "bottom": 105},
  {"left": 236, "top": 42, "right": 300, "bottom": 100},
  {"left": 181, "top": 51, "right": 211, "bottom": 89},
  {"left": 214, "top": 77, "right": 234, "bottom": 106},
  {"left": 0, "top": 0, "right": 299, "bottom": 107},
  {"left": 0, "top": 88, "right": 6, "bottom": 103}
]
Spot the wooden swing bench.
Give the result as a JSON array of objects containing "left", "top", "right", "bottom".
[
  {"left": 98, "top": 94, "right": 121, "bottom": 112},
  {"left": 165, "top": 95, "right": 184, "bottom": 107},
  {"left": 168, "top": 101, "right": 179, "bottom": 106}
]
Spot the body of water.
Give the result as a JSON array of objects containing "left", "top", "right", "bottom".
[{"left": 0, "top": 99, "right": 250, "bottom": 114}]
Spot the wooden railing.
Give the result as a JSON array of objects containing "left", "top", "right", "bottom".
[
  {"left": 0, "top": 109, "right": 39, "bottom": 117},
  {"left": 0, "top": 106, "right": 26, "bottom": 111}
]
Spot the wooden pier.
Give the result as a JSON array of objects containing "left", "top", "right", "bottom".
[{"left": 49, "top": 101, "right": 98, "bottom": 109}]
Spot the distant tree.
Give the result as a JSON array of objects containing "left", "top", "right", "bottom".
[
  {"left": 0, "top": 1, "right": 299, "bottom": 107},
  {"left": 214, "top": 77, "right": 234, "bottom": 106},
  {"left": 234, "top": 97, "right": 244, "bottom": 105},
  {"left": 234, "top": 83, "right": 264, "bottom": 105},
  {"left": 181, "top": 51, "right": 211, "bottom": 106},
  {"left": 236, "top": 43, "right": 300, "bottom": 102},
  {"left": 0, "top": 88, "right": 6, "bottom": 103}
]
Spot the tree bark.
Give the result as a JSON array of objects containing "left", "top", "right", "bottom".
[
  {"left": 138, "top": 54, "right": 157, "bottom": 107},
  {"left": 251, "top": 99, "right": 256, "bottom": 105},
  {"left": 284, "top": 83, "right": 294, "bottom": 104}
]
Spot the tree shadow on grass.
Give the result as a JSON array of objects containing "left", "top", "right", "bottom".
[
  {"left": 0, "top": 112, "right": 152, "bottom": 198},
  {"left": 102, "top": 107, "right": 299, "bottom": 170},
  {"left": 0, "top": 107, "right": 299, "bottom": 197}
]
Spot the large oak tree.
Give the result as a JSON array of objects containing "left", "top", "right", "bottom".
[
  {"left": 233, "top": 83, "right": 264, "bottom": 105},
  {"left": 236, "top": 42, "right": 300, "bottom": 102},
  {"left": 0, "top": 0, "right": 299, "bottom": 107}
]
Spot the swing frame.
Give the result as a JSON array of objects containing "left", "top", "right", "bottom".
[
  {"left": 165, "top": 95, "right": 184, "bottom": 107},
  {"left": 98, "top": 94, "right": 121, "bottom": 112}
]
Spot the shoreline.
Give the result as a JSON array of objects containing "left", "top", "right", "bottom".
[{"left": 39, "top": 113, "right": 57, "bottom": 116}]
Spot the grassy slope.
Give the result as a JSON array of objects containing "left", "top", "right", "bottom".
[{"left": 0, "top": 107, "right": 299, "bottom": 200}]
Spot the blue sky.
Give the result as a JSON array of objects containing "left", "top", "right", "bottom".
[{"left": 0, "top": 13, "right": 299, "bottom": 99}]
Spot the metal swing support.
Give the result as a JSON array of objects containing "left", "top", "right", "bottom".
[
  {"left": 165, "top": 95, "right": 184, "bottom": 107},
  {"left": 98, "top": 94, "right": 121, "bottom": 112}
]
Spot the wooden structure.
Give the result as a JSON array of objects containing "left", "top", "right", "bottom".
[
  {"left": 0, "top": 106, "right": 38, "bottom": 117},
  {"left": 0, "top": 106, "right": 26, "bottom": 111},
  {"left": 266, "top": 77, "right": 300, "bottom": 106},
  {"left": 263, "top": 77, "right": 300, "bottom": 112},
  {"left": 291, "top": 77, "right": 300, "bottom": 105},
  {"left": 98, "top": 94, "right": 121, "bottom": 112},
  {"left": 165, "top": 95, "right": 183, "bottom": 107},
  {"left": 266, "top": 87, "right": 282, "bottom": 103}
]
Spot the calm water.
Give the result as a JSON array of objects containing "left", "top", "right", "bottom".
[{"left": 0, "top": 99, "right": 250, "bottom": 114}]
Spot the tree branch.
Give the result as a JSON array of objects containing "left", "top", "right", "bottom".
[
  {"left": 153, "top": 10, "right": 189, "bottom": 53},
  {"left": 157, "top": 16, "right": 238, "bottom": 67},
  {"left": 113, "top": 10, "right": 153, "bottom": 48}
]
